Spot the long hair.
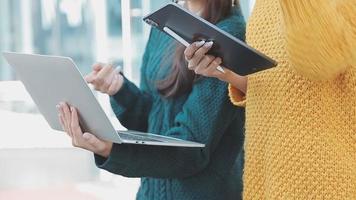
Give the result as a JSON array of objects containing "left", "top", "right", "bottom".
[{"left": 157, "top": 0, "right": 239, "bottom": 98}]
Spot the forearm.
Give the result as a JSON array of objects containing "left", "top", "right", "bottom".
[
  {"left": 97, "top": 78, "right": 243, "bottom": 178},
  {"left": 95, "top": 143, "right": 209, "bottom": 179},
  {"left": 223, "top": 70, "right": 247, "bottom": 94}
]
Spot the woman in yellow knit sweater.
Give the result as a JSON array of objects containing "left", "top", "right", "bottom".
[{"left": 184, "top": 0, "right": 355, "bottom": 199}]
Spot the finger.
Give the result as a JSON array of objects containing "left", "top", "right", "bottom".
[
  {"left": 69, "top": 107, "right": 84, "bottom": 148},
  {"left": 60, "top": 102, "right": 70, "bottom": 121},
  {"left": 60, "top": 102, "right": 72, "bottom": 137},
  {"left": 184, "top": 41, "right": 205, "bottom": 60},
  {"left": 99, "top": 70, "right": 116, "bottom": 92},
  {"left": 207, "top": 57, "right": 223, "bottom": 72},
  {"left": 58, "top": 113, "right": 64, "bottom": 127},
  {"left": 58, "top": 103, "right": 67, "bottom": 131},
  {"left": 84, "top": 71, "right": 97, "bottom": 83},
  {"left": 94, "top": 65, "right": 114, "bottom": 87},
  {"left": 86, "top": 63, "right": 103, "bottom": 83},
  {"left": 97, "top": 64, "right": 114, "bottom": 77},
  {"left": 70, "top": 107, "right": 83, "bottom": 137},
  {"left": 58, "top": 113, "right": 69, "bottom": 134},
  {"left": 57, "top": 104, "right": 69, "bottom": 133},
  {"left": 189, "top": 41, "right": 214, "bottom": 69},
  {"left": 58, "top": 113, "right": 67, "bottom": 132},
  {"left": 194, "top": 55, "right": 215, "bottom": 74},
  {"left": 92, "top": 62, "right": 104, "bottom": 72},
  {"left": 187, "top": 61, "right": 197, "bottom": 71},
  {"left": 205, "top": 57, "right": 223, "bottom": 76}
]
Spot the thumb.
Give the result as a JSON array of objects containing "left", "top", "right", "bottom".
[
  {"left": 92, "top": 63, "right": 104, "bottom": 72},
  {"left": 84, "top": 71, "right": 98, "bottom": 83},
  {"left": 84, "top": 74, "right": 93, "bottom": 83}
]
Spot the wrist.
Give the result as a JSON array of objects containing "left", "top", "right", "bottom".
[
  {"left": 223, "top": 69, "right": 238, "bottom": 83},
  {"left": 97, "top": 142, "right": 113, "bottom": 158},
  {"left": 116, "top": 74, "right": 124, "bottom": 93},
  {"left": 223, "top": 70, "right": 247, "bottom": 94},
  {"left": 108, "top": 74, "right": 124, "bottom": 96}
]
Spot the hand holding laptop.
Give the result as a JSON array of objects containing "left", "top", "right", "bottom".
[
  {"left": 3, "top": 53, "right": 204, "bottom": 148},
  {"left": 57, "top": 102, "right": 113, "bottom": 158},
  {"left": 55, "top": 62, "right": 125, "bottom": 157}
]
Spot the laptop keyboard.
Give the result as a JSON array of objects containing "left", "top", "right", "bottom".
[{"left": 117, "top": 132, "right": 162, "bottom": 142}]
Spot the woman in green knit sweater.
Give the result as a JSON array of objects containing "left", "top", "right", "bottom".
[{"left": 57, "top": 1, "right": 246, "bottom": 199}]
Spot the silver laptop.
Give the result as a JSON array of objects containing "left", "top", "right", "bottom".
[{"left": 3, "top": 52, "right": 205, "bottom": 147}]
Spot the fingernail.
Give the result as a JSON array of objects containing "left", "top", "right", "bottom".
[
  {"left": 204, "top": 41, "right": 213, "bottom": 48},
  {"left": 195, "top": 40, "right": 205, "bottom": 47},
  {"left": 70, "top": 107, "right": 74, "bottom": 111},
  {"left": 216, "top": 66, "right": 225, "bottom": 73},
  {"left": 56, "top": 104, "right": 60, "bottom": 109}
]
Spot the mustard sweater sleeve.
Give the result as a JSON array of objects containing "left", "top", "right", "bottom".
[
  {"left": 280, "top": 0, "right": 356, "bottom": 81},
  {"left": 228, "top": 84, "right": 246, "bottom": 107}
]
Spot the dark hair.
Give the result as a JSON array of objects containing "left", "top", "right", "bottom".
[{"left": 157, "top": 0, "right": 238, "bottom": 98}]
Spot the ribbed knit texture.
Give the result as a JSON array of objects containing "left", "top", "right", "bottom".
[
  {"left": 94, "top": 8, "right": 246, "bottom": 200},
  {"left": 229, "top": 0, "right": 356, "bottom": 199}
]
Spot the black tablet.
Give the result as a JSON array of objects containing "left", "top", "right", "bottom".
[{"left": 143, "top": 3, "right": 277, "bottom": 76}]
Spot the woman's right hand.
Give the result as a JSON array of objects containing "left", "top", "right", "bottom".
[
  {"left": 85, "top": 63, "right": 124, "bottom": 96},
  {"left": 184, "top": 41, "right": 231, "bottom": 81},
  {"left": 184, "top": 41, "right": 248, "bottom": 94}
]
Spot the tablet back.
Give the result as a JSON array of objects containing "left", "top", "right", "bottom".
[{"left": 144, "top": 3, "right": 277, "bottom": 75}]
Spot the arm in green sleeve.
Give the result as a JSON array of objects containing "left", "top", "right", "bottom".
[{"left": 95, "top": 78, "right": 244, "bottom": 179}]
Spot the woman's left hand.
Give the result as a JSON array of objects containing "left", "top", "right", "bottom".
[{"left": 57, "top": 102, "right": 113, "bottom": 158}]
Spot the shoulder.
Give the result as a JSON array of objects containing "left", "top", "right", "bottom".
[{"left": 216, "top": 7, "right": 246, "bottom": 41}]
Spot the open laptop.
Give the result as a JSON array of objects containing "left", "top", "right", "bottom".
[{"left": 3, "top": 52, "right": 205, "bottom": 147}]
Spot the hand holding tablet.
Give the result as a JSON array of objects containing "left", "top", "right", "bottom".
[{"left": 144, "top": 3, "right": 277, "bottom": 76}]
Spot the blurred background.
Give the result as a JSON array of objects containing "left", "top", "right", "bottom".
[{"left": 0, "top": 0, "right": 255, "bottom": 199}]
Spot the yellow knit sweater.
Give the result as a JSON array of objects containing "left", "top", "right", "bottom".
[{"left": 229, "top": 0, "right": 356, "bottom": 199}]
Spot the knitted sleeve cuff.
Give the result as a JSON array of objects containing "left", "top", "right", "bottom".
[
  {"left": 94, "top": 143, "right": 134, "bottom": 176},
  {"left": 228, "top": 84, "right": 246, "bottom": 107},
  {"left": 111, "top": 77, "right": 141, "bottom": 109},
  {"left": 280, "top": 0, "right": 355, "bottom": 81}
]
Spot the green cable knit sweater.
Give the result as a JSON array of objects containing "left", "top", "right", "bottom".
[{"left": 94, "top": 8, "right": 246, "bottom": 200}]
